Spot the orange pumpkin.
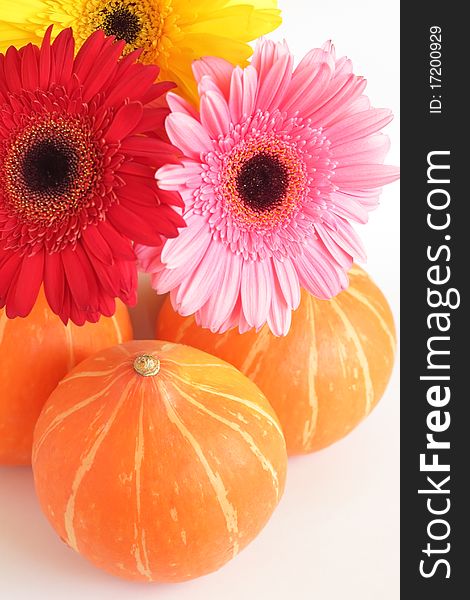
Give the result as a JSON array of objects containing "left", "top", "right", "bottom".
[
  {"left": 156, "top": 265, "right": 396, "bottom": 455},
  {"left": 32, "top": 340, "right": 287, "bottom": 582},
  {"left": 0, "top": 290, "right": 132, "bottom": 465}
]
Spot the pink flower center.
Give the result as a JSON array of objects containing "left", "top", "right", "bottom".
[
  {"left": 236, "top": 153, "right": 288, "bottom": 212},
  {"left": 219, "top": 133, "right": 308, "bottom": 233},
  {"left": 195, "top": 109, "right": 335, "bottom": 261}
]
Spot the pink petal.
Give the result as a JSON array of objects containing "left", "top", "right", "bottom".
[
  {"left": 229, "top": 65, "right": 258, "bottom": 123},
  {"left": 166, "top": 92, "right": 199, "bottom": 119},
  {"left": 196, "top": 248, "right": 242, "bottom": 332},
  {"left": 324, "top": 218, "right": 367, "bottom": 262},
  {"left": 197, "top": 74, "right": 223, "bottom": 97},
  {"left": 156, "top": 162, "right": 202, "bottom": 190},
  {"left": 306, "top": 75, "right": 367, "bottom": 126},
  {"left": 135, "top": 243, "right": 164, "bottom": 274},
  {"left": 192, "top": 56, "right": 234, "bottom": 100},
  {"left": 293, "top": 46, "right": 335, "bottom": 78},
  {"left": 330, "top": 192, "right": 370, "bottom": 224},
  {"left": 200, "top": 89, "right": 231, "bottom": 137},
  {"left": 280, "top": 61, "right": 332, "bottom": 114},
  {"left": 267, "top": 295, "right": 292, "bottom": 337},
  {"left": 255, "top": 47, "right": 293, "bottom": 112},
  {"left": 241, "top": 259, "right": 273, "bottom": 329},
  {"left": 326, "top": 108, "right": 393, "bottom": 145},
  {"left": 174, "top": 241, "right": 224, "bottom": 315},
  {"left": 166, "top": 113, "right": 212, "bottom": 159},
  {"left": 334, "top": 164, "right": 400, "bottom": 188},
  {"left": 314, "top": 223, "right": 354, "bottom": 269},
  {"left": 160, "top": 212, "right": 208, "bottom": 269},
  {"left": 332, "top": 134, "right": 391, "bottom": 165},
  {"left": 251, "top": 39, "right": 290, "bottom": 83},
  {"left": 273, "top": 258, "right": 301, "bottom": 309},
  {"left": 296, "top": 243, "right": 344, "bottom": 299}
]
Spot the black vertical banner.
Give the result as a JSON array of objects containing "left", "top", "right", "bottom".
[{"left": 401, "top": 4, "right": 467, "bottom": 597}]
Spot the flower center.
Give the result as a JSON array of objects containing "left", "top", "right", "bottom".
[
  {"left": 0, "top": 110, "right": 107, "bottom": 253},
  {"left": 22, "top": 138, "right": 78, "bottom": 195},
  {"left": 101, "top": 5, "right": 142, "bottom": 44},
  {"left": 236, "top": 153, "right": 289, "bottom": 213},
  {"left": 80, "top": 0, "right": 170, "bottom": 63}
]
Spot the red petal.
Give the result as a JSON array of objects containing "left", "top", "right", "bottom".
[
  {"left": 137, "top": 107, "right": 169, "bottom": 133},
  {"left": 0, "top": 252, "right": 22, "bottom": 302},
  {"left": 8, "top": 249, "right": 44, "bottom": 317},
  {"left": 51, "top": 28, "right": 75, "bottom": 87},
  {"left": 121, "top": 136, "right": 177, "bottom": 159},
  {"left": 44, "top": 251, "right": 65, "bottom": 315},
  {"left": 21, "top": 43, "right": 39, "bottom": 90},
  {"left": 107, "top": 204, "right": 162, "bottom": 246},
  {"left": 156, "top": 189, "right": 185, "bottom": 208},
  {"left": 61, "top": 246, "right": 92, "bottom": 310},
  {"left": 141, "top": 81, "right": 176, "bottom": 105},
  {"left": 89, "top": 256, "right": 122, "bottom": 297},
  {"left": 39, "top": 26, "right": 53, "bottom": 88},
  {"left": 117, "top": 259, "right": 138, "bottom": 305},
  {"left": 73, "top": 30, "right": 108, "bottom": 80},
  {"left": 82, "top": 225, "right": 114, "bottom": 265},
  {"left": 118, "top": 161, "right": 156, "bottom": 178},
  {"left": 98, "top": 221, "right": 136, "bottom": 260},
  {"left": 106, "top": 102, "right": 143, "bottom": 143},
  {"left": 80, "top": 40, "right": 123, "bottom": 102},
  {"left": 104, "top": 64, "right": 159, "bottom": 108},
  {"left": 4, "top": 46, "right": 22, "bottom": 93}
]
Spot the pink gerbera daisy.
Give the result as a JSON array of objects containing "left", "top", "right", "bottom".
[
  {"left": 0, "top": 27, "right": 184, "bottom": 325},
  {"left": 137, "top": 39, "right": 399, "bottom": 336}
]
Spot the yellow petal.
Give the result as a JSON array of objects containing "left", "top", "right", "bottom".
[{"left": 182, "top": 6, "right": 281, "bottom": 41}]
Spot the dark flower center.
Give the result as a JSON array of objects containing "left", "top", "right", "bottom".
[
  {"left": 236, "top": 153, "right": 289, "bottom": 212},
  {"left": 21, "top": 139, "right": 78, "bottom": 195},
  {"left": 101, "top": 6, "right": 142, "bottom": 44}
]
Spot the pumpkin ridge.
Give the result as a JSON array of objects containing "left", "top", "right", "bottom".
[
  {"left": 330, "top": 299, "right": 374, "bottom": 416},
  {"left": 166, "top": 370, "right": 284, "bottom": 437},
  {"left": 348, "top": 266, "right": 368, "bottom": 278},
  {"left": 161, "top": 357, "right": 234, "bottom": 370},
  {"left": 59, "top": 364, "right": 128, "bottom": 385},
  {"left": 302, "top": 294, "right": 320, "bottom": 450},
  {"left": 0, "top": 312, "right": 8, "bottom": 345},
  {"left": 63, "top": 324, "right": 76, "bottom": 372},
  {"left": 239, "top": 325, "right": 270, "bottom": 377},
  {"left": 32, "top": 368, "right": 130, "bottom": 463},
  {"left": 345, "top": 286, "right": 396, "bottom": 353},
  {"left": 174, "top": 317, "right": 196, "bottom": 343},
  {"left": 156, "top": 378, "right": 241, "bottom": 559},
  {"left": 133, "top": 389, "right": 152, "bottom": 581},
  {"left": 168, "top": 379, "right": 281, "bottom": 499},
  {"left": 111, "top": 315, "right": 124, "bottom": 344},
  {"left": 64, "top": 376, "right": 136, "bottom": 551}
]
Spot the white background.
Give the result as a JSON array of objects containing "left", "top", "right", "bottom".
[{"left": 0, "top": 1, "right": 400, "bottom": 598}]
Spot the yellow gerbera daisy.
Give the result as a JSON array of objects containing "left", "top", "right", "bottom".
[{"left": 0, "top": 0, "right": 281, "bottom": 101}]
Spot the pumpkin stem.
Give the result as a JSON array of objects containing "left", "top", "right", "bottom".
[{"left": 133, "top": 354, "right": 160, "bottom": 377}]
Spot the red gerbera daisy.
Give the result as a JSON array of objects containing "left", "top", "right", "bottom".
[{"left": 0, "top": 27, "right": 184, "bottom": 324}]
